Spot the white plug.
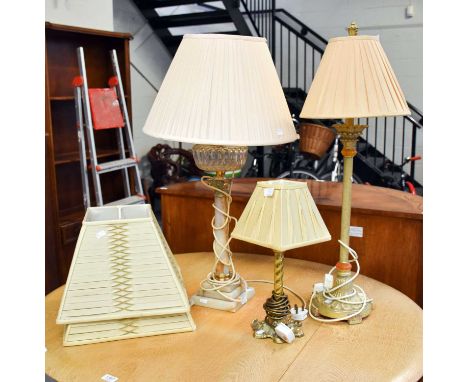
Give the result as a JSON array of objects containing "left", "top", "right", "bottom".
[
  {"left": 324, "top": 274, "right": 334, "bottom": 290},
  {"left": 275, "top": 323, "right": 295, "bottom": 343},
  {"left": 290, "top": 306, "right": 308, "bottom": 321}
]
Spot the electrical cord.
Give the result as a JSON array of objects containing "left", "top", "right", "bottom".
[
  {"left": 309, "top": 240, "right": 373, "bottom": 322},
  {"left": 198, "top": 175, "right": 309, "bottom": 308},
  {"left": 198, "top": 175, "right": 248, "bottom": 303},
  {"left": 246, "top": 280, "right": 307, "bottom": 309}
]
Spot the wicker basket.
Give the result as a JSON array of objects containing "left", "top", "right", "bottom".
[{"left": 299, "top": 123, "right": 336, "bottom": 159}]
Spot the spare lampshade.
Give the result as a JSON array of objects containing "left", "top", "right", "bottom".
[
  {"left": 143, "top": 34, "right": 297, "bottom": 146},
  {"left": 300, "top": 35, "right": 410, "bottom": 119},
  {"left": 231, "top": 180, "right": 331, "bottom": 252}
]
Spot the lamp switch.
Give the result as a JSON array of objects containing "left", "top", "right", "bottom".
[{"left": 275, "top": 323, "right": 295, "bottom": 343}]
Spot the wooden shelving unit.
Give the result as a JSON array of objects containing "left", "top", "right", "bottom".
[{"left": 45, "top": 23, "right": 133, "bottom": 294}]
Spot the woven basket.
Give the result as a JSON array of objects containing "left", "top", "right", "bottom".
[{"left": 299, "top": 123, "right": 336, "bottom": 159}]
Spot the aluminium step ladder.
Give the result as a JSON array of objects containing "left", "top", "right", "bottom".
[{"left": 73, "top": 47, "right": 145, "bottom": 208}]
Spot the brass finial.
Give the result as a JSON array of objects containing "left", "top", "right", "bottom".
[{"left": 347, "top": 22, "right": 359, "bottom": 36}]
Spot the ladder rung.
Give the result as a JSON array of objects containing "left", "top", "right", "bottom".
[
  {"left": 105, "top": 195, "right": 146, "bottom": 206},
  {"left": 96, "top": 158, "right": 138, "bottom": 174}
]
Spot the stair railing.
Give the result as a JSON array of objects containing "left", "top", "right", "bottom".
[{"left": 241, "top": 2, "right": 423, "bottom": 184}]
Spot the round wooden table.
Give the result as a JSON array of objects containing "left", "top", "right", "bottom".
[{"left": 46, "top": 253, "right": 422, "bottom": 381}]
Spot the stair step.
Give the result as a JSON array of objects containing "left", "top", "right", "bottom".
[
  {"left": 161, "top": 31, "right": 239, "bottom": 46},
  {"left": 105, "top": 195, "right": 146, "bottom": 207},
  {"left": 135, "top": 0, "right": 218, "bottom": 10},
  {"left": 96, "top": 158, "right": 138, "bottom": 174},
  {"left": 150, "top": 10, "right": 231, "bottom": 28}
]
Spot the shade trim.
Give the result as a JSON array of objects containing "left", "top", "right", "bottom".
[
  {"left": 230, "top": 232, "right": 332, "bottom": 252},
  {"left": 329, "top": 35, "right": 379, "bottom": 43},
  {"left": 142, "top": 131, "right": 299, "bottom": 146},
  {"left": 183, "top": 34, "right": 267, "bottom": 43}
]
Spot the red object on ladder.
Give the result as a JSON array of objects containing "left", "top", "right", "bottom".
[
  {"left": 73, "top": 47, "right": 145, "bottom": 208},
  {"left": 88, "top": 88, "right": 125, "bottom": 130}
]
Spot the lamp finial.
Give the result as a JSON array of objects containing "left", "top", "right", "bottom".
[{"left": 347, "top": 22, "right": 359, "bottom": 36}]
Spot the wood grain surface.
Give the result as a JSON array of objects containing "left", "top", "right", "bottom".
[
  {"left": 158, "top": 179, "right": 423, "bottom": 306},
  {"left": 46, "top": 252, "right": 422, "bottom": 381}
]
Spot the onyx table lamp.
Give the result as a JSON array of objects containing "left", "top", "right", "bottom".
[
  {"left": 143, "top": 34, "right": 297, "bottom": 312},
  {"left": 300, "top": 23, "right": 410, "bottom": 323},
  {"left": 231, "top": 180, "right": 330, "bottom": 342}
]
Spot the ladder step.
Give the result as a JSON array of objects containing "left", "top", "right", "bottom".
[
  {"left": 96, "top": 158, "right": 138, "bottom": 174},
  {"left": 105, "top": 195, "right": 146, "bottom": 206}
]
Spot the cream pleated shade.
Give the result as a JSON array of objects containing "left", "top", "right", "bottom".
[
  {"left": 231, "top": 180, "right": 330, "bottom": 252},
  {"left": 143, "top": 34, "right": 297, "bottom": 146},
  {"left": 300, "top": 35, "right": 410, "bottom": 119}
]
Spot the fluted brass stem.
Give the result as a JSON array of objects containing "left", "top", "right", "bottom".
[{"left": 273, "top": 251, "right": 284, "bottom": 295}]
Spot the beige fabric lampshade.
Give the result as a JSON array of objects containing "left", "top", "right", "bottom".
[
  {"left": 231, "top": 180, "right": 331, "bottom": 252},
  {"left": 143, "top": 34, "right": 297, "bottom": 146},
  {"left": 300, "top": 35, "right": 410, "bottom": 119}
]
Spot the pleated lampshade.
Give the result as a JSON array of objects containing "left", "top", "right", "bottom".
[
  {"left": 231, "top": 180, "right": 331, "bottom": 252},
  {"left": 143, "top": 34, "right": 297, "bottom": 146},
  {"left": 300, "top": 35, "right": 410, "bottom": 119}
]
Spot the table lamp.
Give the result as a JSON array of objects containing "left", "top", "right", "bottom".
[
  {"left": 231, "top": 180, "right": 331, "bottom": 342},
  {"left": 143, "top": 34, "right": 298, "bottom": 312},
  {"left": 300, "top": 23, "right": 410, "bottom": 323}
]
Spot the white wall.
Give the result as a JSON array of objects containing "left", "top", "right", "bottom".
[
  {"left": 113, "top": 0, "right": 176, "bottom": 181},
  {"left": 45, "top": 0, "right": 114, "bottom": 31}
]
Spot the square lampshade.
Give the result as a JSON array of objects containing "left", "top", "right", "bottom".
[
  {"left": 231, "top": 180, "right": 331, "bottom": 252},
  {"left": 143, "top": 34, "right": 298, "bottom": 146},
  {"left": 300, "top": 35, "right": 410, "bottom": 119}
]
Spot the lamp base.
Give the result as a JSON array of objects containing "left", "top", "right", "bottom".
[
  {"left": 251, "top": 291, "right": 304, "bottom": 343},
  {"left": 251, "top": 317, "right": 303, "bottom": 344},
  {"left": 310, "top": 286, "right": 372, "bottom": 324},
  {"left": 191, "top": 280, "right": 255, "bottom": 312}
]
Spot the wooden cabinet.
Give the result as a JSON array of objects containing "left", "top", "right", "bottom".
[{"left": 45, "top": 23, "right": 133, "bottom": 293}]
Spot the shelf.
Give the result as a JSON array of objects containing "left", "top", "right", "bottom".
[
  {"left": 50, "top": 95, "right": 129, "bottom": 101},
  {"left": 59, "top": 207, "right": 85, "bottom": 225},
  {"left": 54, "top": 149, "right": 127, "bottom": 165},
  {"left": 50, "top": 96, "right": 75, "bottom": 101}
]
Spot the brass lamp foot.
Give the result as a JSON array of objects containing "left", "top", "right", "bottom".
[
  {"left": 310, "top": 284, "right": 372, "bottom": 325},
  {"left": 251, "top": 291, "right": 304, "bottom": 343}
]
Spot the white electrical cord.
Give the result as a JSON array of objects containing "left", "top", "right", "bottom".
[
  {"left": 246, "top": 279, "right": 307, "bottom": 308},
  {"left": 198, "top": 176, "right": 248, "bottom": 303},
  {"left": 309, "top": 240, "right": 373, "bottom": 322}
]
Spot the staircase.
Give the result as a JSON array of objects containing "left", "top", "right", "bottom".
[{"left": 133, "top": 0, "right": 423, "bottom": 194}]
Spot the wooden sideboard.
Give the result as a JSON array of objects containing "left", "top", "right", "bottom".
[{"left": 157, "top": 179, "right": 423, "bottom": 306}]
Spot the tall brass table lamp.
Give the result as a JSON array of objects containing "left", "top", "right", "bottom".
[
  {"left": 231, "top": 180, "right": 330, "bottom": 342},
  {"left": 300, "top": 23, "right": 410, "bottom": 323},
  {"left": 143, "top": 34, "right": 297, "bottom": 312}
]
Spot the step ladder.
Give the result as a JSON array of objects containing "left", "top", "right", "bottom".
[{"left": 73, "top": 47, "right": 145, "bottom": 208}]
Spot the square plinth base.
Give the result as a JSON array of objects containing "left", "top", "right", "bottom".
[{"left": 191, "top": 286, "right": 255, "bottom": 312}]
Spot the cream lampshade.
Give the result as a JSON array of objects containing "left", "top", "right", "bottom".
[
  {"left": 143, "top": 34, "right": 297, "bottom": 314},
  {"left": 231, "top": 180, "right": 330, "bottom": 343},
  {"left": 231, "top": 180, "right": 330, "bottom": 251},
  {"left": 300, "top": 23, "right": 409, "bottom": 324},
  {"left": 300, "top": 34, "right": 410, "bottom": 119},
  {"left": 143, "top": 34, "right": 297, "bottom": 145}
]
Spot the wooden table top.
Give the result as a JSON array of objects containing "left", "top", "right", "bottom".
[
  {"left": 46, "top": 253, "right": 423, "bottom": 381},
  {"left": 157, "top": 178, "right": 423, "bottom": 220}
]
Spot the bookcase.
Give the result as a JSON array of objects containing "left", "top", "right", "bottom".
[{"left": 45, "top": 23, "right": 133, "bottom": 293}]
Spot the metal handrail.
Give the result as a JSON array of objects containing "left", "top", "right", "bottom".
[{"left": 242, "top": 0, "right": 422, "bottom": 184}]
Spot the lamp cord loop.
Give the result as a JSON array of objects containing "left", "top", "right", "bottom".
[
  {"left": 309, "top": 240, "right": 373, "bottom": 322},
  {"left": 198, "top": 175, "right": 247, "bottom": 303}
]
